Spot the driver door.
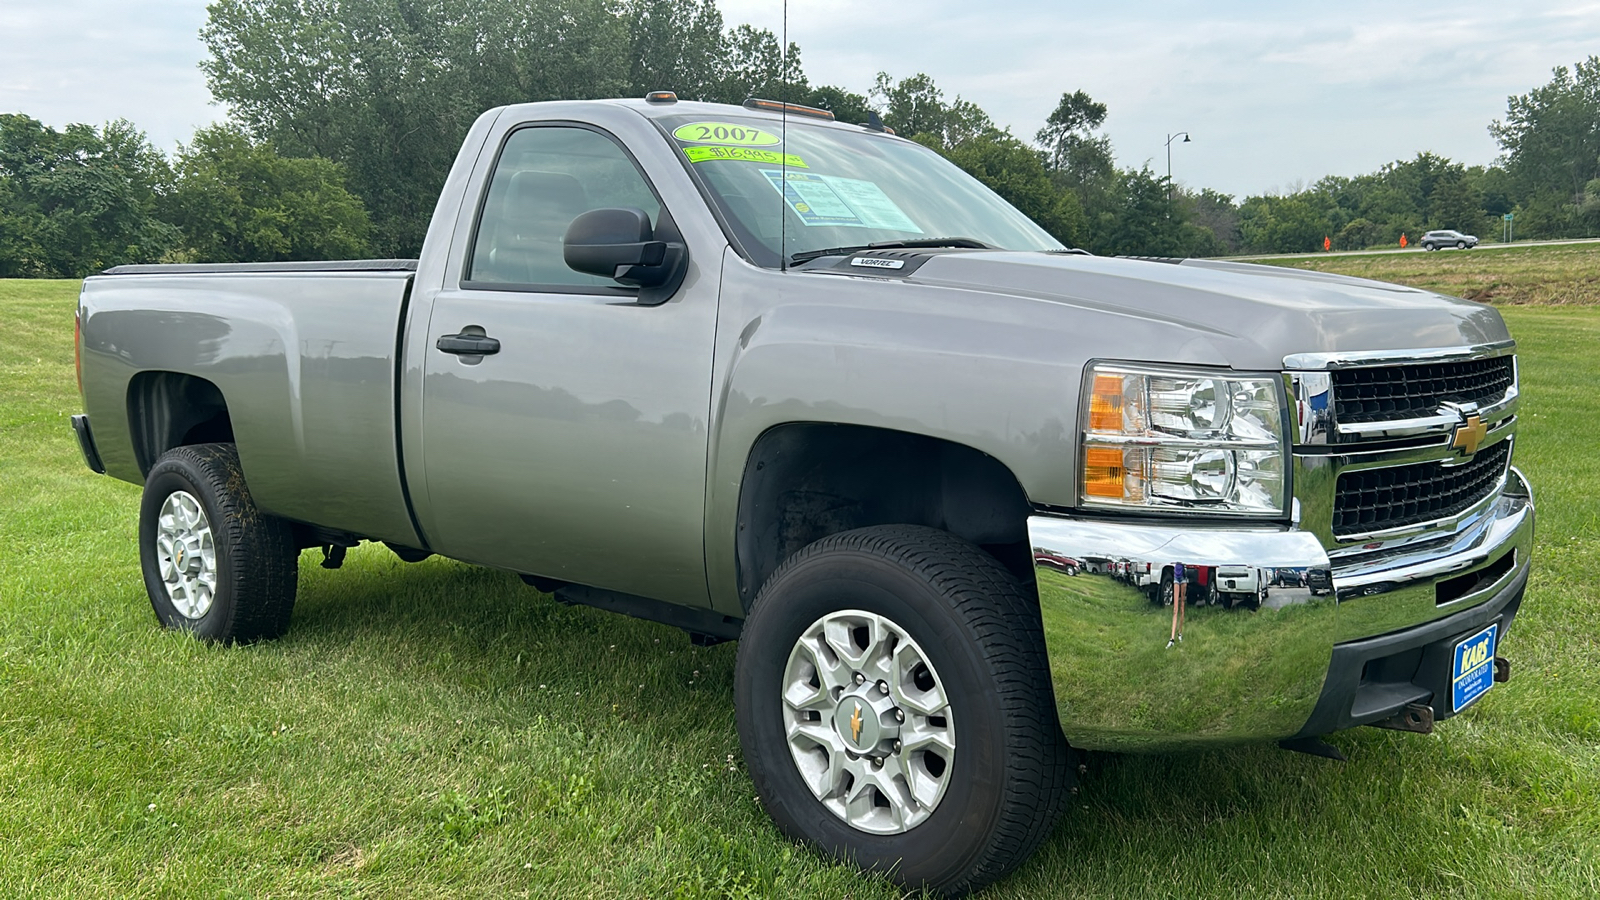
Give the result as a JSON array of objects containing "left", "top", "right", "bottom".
[{"left": 414, "top": 122, "right": 719, "bottom": 607}]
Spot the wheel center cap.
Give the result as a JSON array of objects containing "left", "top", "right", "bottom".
[
  {"left": 175, "top": 545, "right": 187, "bottom": 568},
  {"left": 835, "top": 698, "right": 878, "bottom": 750},
  {"left": 833, "top": 686, "right": 900, "bottom": 752}
]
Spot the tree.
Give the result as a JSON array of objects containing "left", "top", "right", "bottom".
[
  {"left": 868, "top": 73, "right": 1082, "bottom": 245},
  {"left": 624, "top": 0, "right": 730, "bottom": 101},
  {"left": 1086, "top": 168, "right": 1188, "bottom": 257},
  {"left": 1238, "top": 194, "right": 1332, "bottom": 254},
  {"left": 939, "top": 131, "right": 1085, "bottom": 247},
  {"left": 871, "top": 73, "right": 995, "bottom": 147},
  {"left": 1182, "top": 188, "right": 1242, "bottom": 255},
  {"left": 202, "top": 0, "right": 811, "bottom": 255},
  {"left": 795, "top": 85, "right": 873, "bottom": 126},
  {"left": 1580, "top": 178, "right": 1600, "bottom": 232},
  {"left": 203, "top": 0, "right": 633, "bottom": 255},
  {"left": 1491, "top": 57, "right": 1600, "bottom": 211},
  {"left": 1471, "top": 165, "right": 1514, "bottom": 219},
  {"left": 1334, "top": 217, "right": 1384, "bottom": 251},
  {"left": 166, "top": 124, "right": 372, "bottom": 263},
  {"left": 1035, "top": 91, "right": 1115, "bottom": 206},
  {"left": 713, "top": 24, "right": 805, "bottom": 104},
  {"left": 1428, "top": 169, "right": 1482, "bottom": 232},
  {"left": 0, "top": 114, "right": 178, "bottom": 277},
  {"left": 1036, "top": 91, "right": 1106, "bottom": 169}
]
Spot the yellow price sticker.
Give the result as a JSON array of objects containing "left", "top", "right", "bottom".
[{"left": 682, "top": 145, "right": 808, "bottom": 167}]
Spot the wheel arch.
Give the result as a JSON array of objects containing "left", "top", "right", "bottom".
[
  {"left": 125, "top": 371, "right": 235, "bottom": 477},
  {"left": 733, "top": 422, "right": 1034, "bottom": 612}
]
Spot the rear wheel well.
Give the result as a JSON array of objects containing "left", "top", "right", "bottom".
[
  {"left": 126, "top": 372, "right": 234, "bottom": 476},
  {"left": 734, "top": 423, "right": 1033, "bottom": 610}
]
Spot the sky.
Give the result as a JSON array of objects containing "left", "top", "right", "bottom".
[{"left": 3, "top": 0, "right": 1598, "bottom": 199}]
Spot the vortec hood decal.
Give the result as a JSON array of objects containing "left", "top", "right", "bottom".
[{"left": 850, "top": 257, "right": 906, "bottom": 270}]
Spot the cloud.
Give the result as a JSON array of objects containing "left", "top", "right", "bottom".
[
  {"left": 5, "top": 0, "right": 1598, "bottom": 196},
  {"left": 723, "top": 0, "right": 1600, "bottom": 197},
  {"left": 0, "top": 0, "right": 220, "bottom": 151}
]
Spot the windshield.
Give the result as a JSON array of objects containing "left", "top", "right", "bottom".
[{"left": 657, "top": 114, "right": 1063, "bottom": 267}]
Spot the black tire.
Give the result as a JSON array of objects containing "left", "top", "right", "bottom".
[
  {"left": 1456, "top": 240, "right": 1466, "bottom": 249},
  {"left": 734, "top": 526, "right": 1071, "bottom": 896},
  {"left": 1424, "top": 242, "right": 1436, "bottom": 251},
  {"left": 139, "top": 443, "right": 299, "bottom": 643}
]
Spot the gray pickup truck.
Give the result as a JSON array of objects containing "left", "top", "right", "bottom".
[{"left": 72, "top": 95, "right": 1534, "bottom": 895}]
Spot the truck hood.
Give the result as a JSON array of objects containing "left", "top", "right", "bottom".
[{"left": 867, "top": 250, "right": 1511, "bottom": 370}]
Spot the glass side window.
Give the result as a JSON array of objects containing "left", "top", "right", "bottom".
[{"left": 468, "top": 126, "right": 663, "bottom": 288}]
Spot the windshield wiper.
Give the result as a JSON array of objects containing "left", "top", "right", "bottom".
[{"left": 789, "top": 237, "right": 994, "bottom": 265}]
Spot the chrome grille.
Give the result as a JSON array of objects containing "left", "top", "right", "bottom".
[
  {"left": 1332, "top": 440, "right": 1510, "bottom": 537},
  {"left": 1332, "top": 356, "right": 1514, "bottom": 424}
]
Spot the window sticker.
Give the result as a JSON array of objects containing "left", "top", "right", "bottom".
[
  {"left": 761, "top": 170, "right": 862, "bottom": 227},
  {"left": 760, "top": 170, "right": 923, "bottom": 233},
  {"left": 672, "top": 122, "right": 782, "bottom": 146},
  {"left": 825, "top": 176, "right": 922, "bottom": 233},
  {"left": 682, "top": 145, "right": 807, "bottom": 167}
]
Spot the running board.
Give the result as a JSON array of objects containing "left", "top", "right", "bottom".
[{"left": 525, "top": 578, "right": 744, "bottom": 645}]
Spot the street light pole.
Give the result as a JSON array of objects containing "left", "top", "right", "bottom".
[{"left": 1165, "top": 132, "right": 1191, "bottom": 207}]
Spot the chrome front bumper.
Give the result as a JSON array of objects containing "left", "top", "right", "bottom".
[{"left": 1029, "top": 467, "right": 1534, "bottom": 752}]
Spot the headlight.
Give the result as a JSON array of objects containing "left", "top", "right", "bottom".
[{"left": 1081, "top": 363, "right": 1288, "bottom": 515}]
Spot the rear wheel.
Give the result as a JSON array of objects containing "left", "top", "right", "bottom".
[
  {"left": 139, "top": 443, "right": 298, "bottom": 643},
  {"left": 735, "top": 526, "right": 1071, "bottom": 896}
]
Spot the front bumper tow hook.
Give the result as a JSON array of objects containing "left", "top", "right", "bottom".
[
  {"left": 1370, "top": 702, "right": 1435, "bottom": 734},
  {"left": 1494, "top": 657, "right": 1511, "bottom": 683}
]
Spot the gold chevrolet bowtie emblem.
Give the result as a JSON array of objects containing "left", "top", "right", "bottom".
[
  {"left": 850, "top": 702, "right": 863, "bottom": 743},
  {"left": 1451, "top": 414, "right": 1487, "bottom": 455}
]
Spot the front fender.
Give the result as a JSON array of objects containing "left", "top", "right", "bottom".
[{"left": 702, "top": 252, "right": 1211, "bottom": 613}]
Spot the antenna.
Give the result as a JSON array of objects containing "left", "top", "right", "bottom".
[{"left": 779, "top": 0, "right": 788, "bottom": 273}]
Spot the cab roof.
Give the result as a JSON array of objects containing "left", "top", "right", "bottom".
[{"left": 600, "top": 97, "right": 887, "bottom": 137}]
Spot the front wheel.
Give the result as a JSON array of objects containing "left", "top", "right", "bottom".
[
  {"left": 1457, "top": 240, "right": 1467, "bottom": 249},
  {"left": 139, "top": 443, "right": 299, "bottom": 643},
  {"left": 735, "top": 526, "right": 1071, "bottom": 896}
]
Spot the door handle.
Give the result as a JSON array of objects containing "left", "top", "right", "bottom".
[{"left": 436, "top": 332, "right": 501, "bottom": 356}]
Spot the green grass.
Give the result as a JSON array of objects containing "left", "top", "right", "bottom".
[
  {"left": 4, "top": 279, "right": 1600, "bottom": 898},
  {"left": 1262, "top": 242, "right": 1600, "bottom": 306}
]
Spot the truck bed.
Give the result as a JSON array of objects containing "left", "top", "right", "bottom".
[{"left": 79, "top": 264, "right": 424, "bottom": 547}]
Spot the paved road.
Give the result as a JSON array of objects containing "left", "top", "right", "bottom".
[{"left": 1232, "top": 236, "right": 1600, "bottom": 262}]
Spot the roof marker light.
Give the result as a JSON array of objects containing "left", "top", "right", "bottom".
[{"left": 742, "top": 98, "right": 835, "bottom": 120}]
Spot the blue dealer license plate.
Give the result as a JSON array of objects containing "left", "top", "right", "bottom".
[{"left": 1451, "top": 622, "right": 1499, "bottom": 712}]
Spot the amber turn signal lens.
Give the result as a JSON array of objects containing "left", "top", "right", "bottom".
[
  {"left": 1088, "top": 374, "right": 1124, "bottom": 433},
  {"left": 1083, "top": 446, "right": 1126, "bottom": 498}
]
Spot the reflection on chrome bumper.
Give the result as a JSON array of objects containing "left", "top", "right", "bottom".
[{"left": 1029, "top": 467, "right": 1534, "bottom": 752}]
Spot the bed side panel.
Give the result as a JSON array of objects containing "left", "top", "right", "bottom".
[{"left": 79, "top": 271, "right": 421, "bottom": 546}]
